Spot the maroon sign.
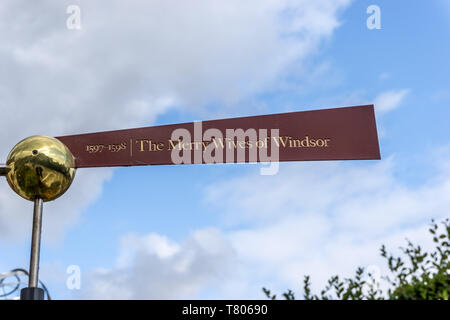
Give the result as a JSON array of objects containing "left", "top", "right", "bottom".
[{"left": 56, "top": 105, "right": 380, "bottom": 168}]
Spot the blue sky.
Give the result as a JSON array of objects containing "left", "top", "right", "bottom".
[{"left": 1, "top": 0, "right": 449, "bottom": 299}]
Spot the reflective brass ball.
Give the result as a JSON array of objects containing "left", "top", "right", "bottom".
[{"left": 6, "top": 136, "right": 76, "bottom": 202}]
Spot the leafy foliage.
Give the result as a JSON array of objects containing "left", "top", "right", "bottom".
[{"left": 263, "top": 219, "right": 449, "bottom": 300}]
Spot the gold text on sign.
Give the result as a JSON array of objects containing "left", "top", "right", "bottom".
[
  {"left": 86, "top": 142, "right": 127, "bottom": 154},
  {"left": 133, "top": 136, "right": 331, "bottom": 152}
]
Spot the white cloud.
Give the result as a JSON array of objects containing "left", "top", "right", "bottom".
[
  {"left": 0, "top": 0, "right": 352, "bottom": 242},
  {"left": 0, "top": 168, "right": 113, "bottom": 243},
  {"left": 374, "top": 89, "right": 410, "bottom": 114},
  {"left": 204, "top": 158, "right": 449, "bottom": 297},
  {"left": 78, "top": 154, "right": 450, "bottom": 299},
  {"left": 81, "top": 228, "right": 238, "bottom": 299}
]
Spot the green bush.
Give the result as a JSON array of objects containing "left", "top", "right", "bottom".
[{"left": 263, "top": 219, "right": 449, "bottom": 300}]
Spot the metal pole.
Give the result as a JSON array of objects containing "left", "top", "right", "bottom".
[
  {"left": 20, "top": 198, "right": 45, "bottom": 300},
  {"left": 29, "top": 197, "right": 43, "bottom": 288},
  {"left": 0, "top": 166, "right": 8, "bottom": 176}
]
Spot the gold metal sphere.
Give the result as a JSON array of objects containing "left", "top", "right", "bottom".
[{"left": 6, "top": 136, "right": 76, "bottom": 202}]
